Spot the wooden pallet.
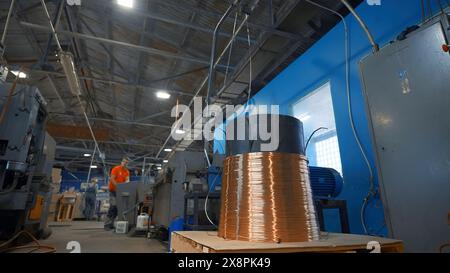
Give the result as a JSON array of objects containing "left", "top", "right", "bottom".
[{"left": 171, "top": 231, "right": 403, "bottom": 253}]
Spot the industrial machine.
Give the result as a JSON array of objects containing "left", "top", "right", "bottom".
[
  {"left": 152, "top": 151, "right": 222, "bottom": 234},
  {"left": 309, "top": 166, "right": 343, "bottom": 198},
  {"left": 309, "top": 166, "right": 349, "bottom": 233},
  {"left": 360, "top": 13, "right": 450, "bottom": 252},
  {"left": 115, "top": 178, "right": 153, "bottom": 235},
  {"left": 0, "top": 83, "right": 54, "bottom": 240}
]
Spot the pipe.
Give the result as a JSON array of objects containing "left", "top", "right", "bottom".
[
  {"left": 206, "top": 0, "right": 240, "bottom": 105},
  {"left": 39, "top": 0, "right": 63, "bottom": 51},
  {"left": 1, "top": 0, "right": 15, "bottom": 47},
  {"left": 86, "top": 146, "right": 97, "bottom": 184},
  {"left": 340, "top": 0, "right": 379, "bottom": 52},
  {"left": 40, "top": 0, "right": 65, "bottom": 65}
]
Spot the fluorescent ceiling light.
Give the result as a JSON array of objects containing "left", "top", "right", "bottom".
[
  {"left": 175, "top": 129, "right": 185, "bottom": 135},
  {"left": 117, "top": 0, "right": 134, "bottom": 8},
  {"left": 164, "top": 148, "right": 172, "bottom": 152},
  {"left": 59, "top": 52, "right": 82, "bottom": 96},
  {"left": 83, "top": 153, "right": 92, "bottom": 157},
  {"left": 163, "top": 160, "right": 169, "bottom": 163},
  {"left": 157, "top": 166, "right": 162, "bottom": 170},
  {"left": 11, "top": 71, "right": 27, "bottom": 79},
  {"left": 156, "top": 91, "right": 171, "bottom": 100},
  {"left": 90, "top": 165, "right": 98, "bottom": 169}
]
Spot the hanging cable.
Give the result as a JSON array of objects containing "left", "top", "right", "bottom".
[
  {"left": 86, "top": 146, "right": 97, "bottom": 183},
  {"left": 246, "top": 21, "right": 253, "bottom": 103},
  {"left": 204, "top": 173, "right": 220, "bottom": 228},
  {"left": 304, "top": 127, "right": 328, "bottom": 154},
  {"left": 340, "top": 0, "right": 379, "bottom": 52},
  {"left": 39, "top": 0, "right": 106, "bottom": 173},
  {"left": 224, "top": 11, "right": 239, "bottom": 86},
  {"left": 305, "top": 0, "right": 376, "bottom": 235}
]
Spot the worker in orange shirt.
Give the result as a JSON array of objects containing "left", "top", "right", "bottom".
[{"left": 104, "top": 157, "right": 130, "bottom": 230}]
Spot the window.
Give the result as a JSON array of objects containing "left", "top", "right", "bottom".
[
  {"left": 315, "top": 134, "right": 342, "bottom": 174},
  {"left": 292, "top": 82, "right": 343, "bottom": 175}
]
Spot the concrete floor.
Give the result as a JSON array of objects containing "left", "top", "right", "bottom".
[{"left": 38, "top": 221, "right": 168, "bottom": 253}]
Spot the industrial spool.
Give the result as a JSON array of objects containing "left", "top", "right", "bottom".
[{"left": 218, "top": 115, "right": 320, "bottom": 243}]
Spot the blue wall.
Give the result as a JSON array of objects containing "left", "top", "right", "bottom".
[{"left": 216, "top": 1, "right": 441, "bottom": 235}]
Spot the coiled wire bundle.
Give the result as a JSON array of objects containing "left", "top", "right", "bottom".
[{"left": 218, "top": 152, "right": 320, "bottom": 243}]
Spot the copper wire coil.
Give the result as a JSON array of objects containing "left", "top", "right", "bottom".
[{"left": 218, "top": 152, "right": 320, "bottom": 243}]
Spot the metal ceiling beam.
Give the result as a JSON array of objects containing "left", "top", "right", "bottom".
[
  {"left": 135, "top": 110, "right": 171, "bottom": 123},
  {"left": 214, "top": 0, "right": 304, "bottom": 100},
  {"left": 26, "top": 68, "right": 196, "bottom": 97},
  {"left": 86, "top": 0, "right": 254, "bottom": 44},
  {"left": 54, "top": 137, "right": 165, "bottom": 149},
  {"left": 50, "top": 112, "right": 172, "bottom": 129},
  {"left": 39, "top": 0, "right": 65, "bottom": 67},
  {"left": 148, "top": 0, "right": 305, "bottom": 41},
  {"left": 19, "top": 21, "right": 225, "bottom": 67},
  {"left": 78, "top": 15, "right": 135, "bottom": 80}
]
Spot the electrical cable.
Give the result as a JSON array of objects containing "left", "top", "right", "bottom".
[
  {"left": 0, "top": 230, "right": 56, "bottom": 253},
  {"left": 246, "top": 21, "right": 253, "bottom": 104},
  {"left": 304, "top": 127, "right": 328, "bottom": 154},
  {"left": 340, "top": 0, "right": 379, "bottom": 52},
  {"left": 224, "top": 11, "right": 239, "bottom": 86},
  {"left": 39, "top": 0, "right": 107, "bottom": 175},
  {"left": 305, "top": 0, "right": 376, "bottom": 235},
  {"left": 204, "top": 173, "right": 220, "bottom": 228}
]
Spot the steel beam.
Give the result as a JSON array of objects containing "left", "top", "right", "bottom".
[
  {"left": 147, "top": 0, "right": 303, "bottom": 41},
  {"left": 86, "top": 0, "right": 253, "bottom": 44},
  {"left": 26, "top": 68, "right": 196, "bottom": 97},
  {"left": 19, "top": 21, "right": 224, "bottom": 67},
  {"left": 50, "top": 113, "right": 172, "bottom": 129}
]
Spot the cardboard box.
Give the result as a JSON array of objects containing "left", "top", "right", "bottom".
[{"left": 52, "top": 168, "right": 62, "bottom": 184}]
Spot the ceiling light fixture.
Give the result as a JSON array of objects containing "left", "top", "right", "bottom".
[
  {"left": 117, "top": 0, "right": 134, "bottom": 8},
  {"left": 11, "top": 71, "right": 27, "bottom": 79},
  {"left": 163, "top": 160, "right": 169, "bottom": 163},
  {"left": 90, "top": 165, "right": 98, "bottom": 169},
  {"left": 84, "top": 153, "right": 92, "bottom": 157},
  {"left": 156, "top": 91, "right": 171, "bottom": 100},
  {"left": 175, "top": 129, "right": 185, "bottom": 135},
  {"left": 164, "top": 148, "right": 172, "bottom": 152}
]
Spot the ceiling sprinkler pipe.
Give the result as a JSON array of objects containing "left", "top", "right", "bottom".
[{"left": 340, "top": 0, "right": 379, "bottom": 52}]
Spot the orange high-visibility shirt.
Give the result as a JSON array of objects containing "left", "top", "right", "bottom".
[{"left": 108, "top": 165, "right": 130, "bottom": 192}]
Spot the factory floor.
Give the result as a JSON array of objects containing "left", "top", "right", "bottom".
[{"left": 35, "top": 221, "right": 168, "bottom": 253}]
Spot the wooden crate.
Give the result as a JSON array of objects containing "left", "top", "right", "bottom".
[
  {"left": 56, "top": 193, "right": 77, "bottom": 222},
  {"left": 171, "top": 232, "right": 403, "bottom": 253}
]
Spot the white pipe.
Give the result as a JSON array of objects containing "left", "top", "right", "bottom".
[{"left": 340, "top": 0, "right": 379, "bottom": 52}]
